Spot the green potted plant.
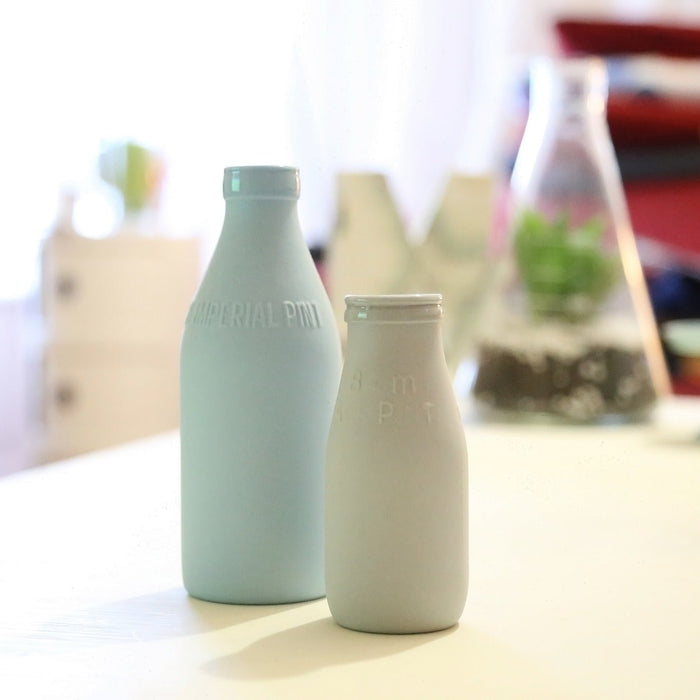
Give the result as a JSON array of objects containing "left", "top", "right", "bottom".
[
  {"left": 513, "top": 209, "right": 619, "bottom": 322},
  {"left": 472, "top": 206, "right": 657, "bottom": 422}
]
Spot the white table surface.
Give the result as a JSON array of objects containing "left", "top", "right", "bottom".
[{"left": 1, "top": 398, "right": 698, "bottom": 699}]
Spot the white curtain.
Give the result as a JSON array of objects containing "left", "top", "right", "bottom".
[
  {"left": 289, "top": 0, "right": 514, "bottom": 243},
  {"left": 1, "top": 0, "right": 698, "bottom": 298}
]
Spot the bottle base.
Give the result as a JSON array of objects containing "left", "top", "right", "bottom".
[
  {"left": 327, "top": 596, "right": 464, "bottom": 635},
  {"left": 184, "top": 584, "right": 326, "bottom": 606},
  {"left": 330, "top": 615, "right": 460, "bottom": 635}
]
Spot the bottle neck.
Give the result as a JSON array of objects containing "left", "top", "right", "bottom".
[
  {"left": 219, "top": 165, "right": 303, "bottom": 253},
  {"left": 512, "top": 57, "right": 612, "bottom": 206},
  {"left": 529, "top": 56, "right": 608, "bottom": 128},
  {"left": 346, "top": 319, "right": 444, "bottom": 353},
  {"left": 344, "top": 295, "right": 446, "bottom": 364},
  {"left": 222, "top": 196, "right": 300, "bottom": 243}
]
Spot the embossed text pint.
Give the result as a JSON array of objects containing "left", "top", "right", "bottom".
[
  {"left": 180, "top": 167, "right": 342, "bottom": 603},
  {"left": 326, "top": 294, "right": 468, "bottom": 633}
]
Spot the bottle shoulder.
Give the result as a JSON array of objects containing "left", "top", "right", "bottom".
[{"left": 197, "top": 244, "right": 327, "bottom": 297}]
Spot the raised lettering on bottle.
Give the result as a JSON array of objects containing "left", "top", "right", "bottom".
[
  {"left": 377, "top": 400, "right": 436, "bottom": 425},
  {"left": 186, "top": 300, "right": 323, "bottom": 330}
]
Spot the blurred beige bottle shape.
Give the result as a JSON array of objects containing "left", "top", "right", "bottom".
[
  {"left": 415, "top": 174, "right": 494, "bottom": 372},
  {"left": 326, "top": 173, "right": 415, "bottom": 342}
]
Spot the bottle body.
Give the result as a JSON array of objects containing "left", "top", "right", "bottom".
[
  {"left": 180, "top": 167, "right": 342, "bottom": 604},
  {"left": 473, "top": 58, "right": 668, "bottom": 422},
  {"left": 326, "top": 295, "right": 468, "bottom": 633}
]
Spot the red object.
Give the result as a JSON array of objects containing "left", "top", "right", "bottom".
[
  {"left": 672, "top": 376, "right": 700, "bottom": 396},
  {"left": 555, "top": 18, "right": 700, "bottom": 58},
  {"left": 608, "top": 94, "right": 700, "bottom": 148},
  {"left": 555, "top": 18, "right": 700, "bottom": 148},
  {"left": 624, "top": 179, "right": 700, "bottom": 257}
]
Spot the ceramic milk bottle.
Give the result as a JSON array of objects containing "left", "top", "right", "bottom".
[
  {"left": 325, "top": 294, "right": 468, "bottom": 633},
  {"left": 181, "top": 166, "right": 342, "bottom": 604}
]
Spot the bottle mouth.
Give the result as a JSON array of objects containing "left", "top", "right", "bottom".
[
  {"left": 344, "top": 294, "right": 443, "bottom": 323},
  {"left": 223, "top": 166, "right": 300, "bottom": 200},
  {"left": 529, "top": 56, "right": 608, "bottom": 115}
]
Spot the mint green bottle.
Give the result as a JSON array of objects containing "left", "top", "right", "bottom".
[{"left": 180, "top": 166, "right": 342, "bottom": 604}]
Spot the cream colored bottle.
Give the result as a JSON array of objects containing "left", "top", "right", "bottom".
[
  {"left": 325, "top": 294, "right": 468, "bottom": 633},
  {"left": 180, "top": 166, "right": 342, "bottom": 604}
]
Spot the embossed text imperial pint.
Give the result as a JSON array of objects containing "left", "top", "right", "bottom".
[
  {"left": 325, "top": 295, "right": 468, "bottom": 633},
  {"left": 180, "top": 167, "right": 342, "bottom": 604}
]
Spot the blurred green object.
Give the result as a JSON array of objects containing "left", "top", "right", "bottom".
[
  {"left": 99, "top": 141, "right": 163, "bottom": 213},
  {"left": 513, "top": 208, "right": 620, "bottom": 322}
]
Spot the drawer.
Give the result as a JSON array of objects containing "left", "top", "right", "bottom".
[
  {"left": 42, "top": 347, "right": 180, "bottom": 462},
  {"left": 42, "top": 236, "right": 199, "bottom": 345}
]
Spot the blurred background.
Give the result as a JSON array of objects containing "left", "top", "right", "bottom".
[{"left": 1, "top": 0, "right": 699, "bottom": 474}]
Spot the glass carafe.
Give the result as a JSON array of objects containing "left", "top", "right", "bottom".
[{"left": 473, "top": 57, "right": 669, "bottom": 422}]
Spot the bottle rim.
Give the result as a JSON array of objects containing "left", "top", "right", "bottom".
[
  {"left": 344, "top": 294, "right": 443, "bottom": 323},
  {"left": 223, "top": 166, "right": 300, "bottom": 200},
  {"left": 529, "top": 56, "right": 608, "bottom": 113},
  {"left": 345, "top": 294, "right": 442, "bottom": 307}
]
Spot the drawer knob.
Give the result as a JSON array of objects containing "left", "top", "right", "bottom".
[
  {"left": 56, "top": 275, "right": 77, "bottom": 299},
  {"left": 55, "top": 383, "right": 76, "bottom": 408}
]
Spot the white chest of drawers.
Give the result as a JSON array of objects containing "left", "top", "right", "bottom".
[{"left": 40, "top": 234, "right": 199, "bottom": 461}]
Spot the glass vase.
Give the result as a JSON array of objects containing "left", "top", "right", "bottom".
[{"left": 473, "top": 57, "right": 669, "bottom": 422}]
